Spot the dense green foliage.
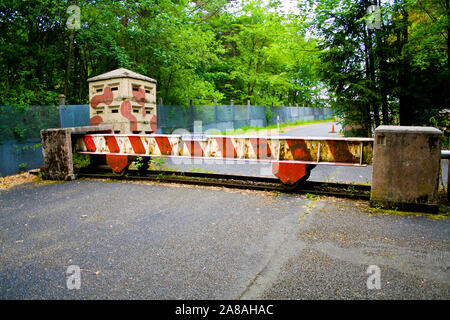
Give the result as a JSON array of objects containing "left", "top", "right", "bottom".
[
  {"left": 0, "top": 0, "right": 323, "bottom": 107},
  {"left": 0, "top": 0, "right": 448, "bottom": 137},
  {"left": 302, "top": 0, "right": 449, "bottom": 135}
]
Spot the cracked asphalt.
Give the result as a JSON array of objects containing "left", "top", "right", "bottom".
[{"left": 0, "top": 179, "right": 448, "bottom": 299}]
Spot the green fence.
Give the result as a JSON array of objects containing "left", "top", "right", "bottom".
[
  {"left": 0, "top": 105, "right": 59, "bottom": 176},
  {"left": 157, "top": 104, "right": 333, "bottom": 134}
]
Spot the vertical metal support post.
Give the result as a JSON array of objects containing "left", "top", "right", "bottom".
[
  {"left": 247, "top": 99, "right": 251, "bottom": 127},
  {"left": 317, "top": 142, "right": 321, "bottom": 163},
  {"left": 190, "top": 99, "right": 194, "bottom": 133},
  {"left": 276, "top": 138, "right": 281, "bottom": 161},
  {"left": 214, "top": 99, "right": 218, "bottom": 123},
  {"left": 360, "top": 142, "right": 364, "bottom": 165},
  {"left": 230, "top": 99, "right": 235, "bottom": 130}
]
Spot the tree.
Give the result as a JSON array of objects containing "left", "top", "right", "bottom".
[
  {"left": 304, "top": 0, "right": 448, "bottom": 135},
  {"left": 205, "top": 0, "right": 323, "bottom": 106}
]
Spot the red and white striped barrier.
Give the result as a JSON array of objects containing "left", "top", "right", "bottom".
[{"left": 74, "top": 133, "right": 373, "bottom": 185}]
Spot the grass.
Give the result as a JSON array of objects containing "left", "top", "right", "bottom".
[
  {"left": 367, "top": 207, "right": 449, "bottom": 220},
  {"left": 367, "top": 199, "right": 449, "bottom": 220},
  {"left": 298, "top": 193, "right": 321, "bottom": 223},
  {"left": 189, "top": 168, "right": 215, "bottom": 173},
  {"left": 32, "top": 171, "right": 64, "bottom": 185},
  {"left": 73, "top": 153, "right": 90, "bottom": 169}
]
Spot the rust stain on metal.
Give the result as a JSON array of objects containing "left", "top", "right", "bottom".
[
  {"left": 285, "top": 139, "right": 313, "bottom": 161},
  {"left": 326, "top": 140, "right": 358, "bottom": 163}
]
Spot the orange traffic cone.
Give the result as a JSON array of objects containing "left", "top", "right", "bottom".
[{"left": 330, "top": 123, "right": 335, "bottom": 133}]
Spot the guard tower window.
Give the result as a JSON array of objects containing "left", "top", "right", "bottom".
[
  {"left": 93, "top": 85, "right": 104, "bottom": 94},
  {"left": 144, "top": 87, "right": 153, "bottom": 94}
]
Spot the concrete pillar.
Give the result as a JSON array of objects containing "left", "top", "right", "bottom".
[
  {"left": 40, "top": 125, "right": 113, "bottom": 180},
  {"left": 370, "top": 126, "right": 442, "bottom": 213},
  {"left": 40, "top": 128, "right": 74, "bottom": 181}
]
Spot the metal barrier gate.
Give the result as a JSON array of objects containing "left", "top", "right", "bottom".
[{"left": 73, "top": 133, "right": 374, "bottom": 187}]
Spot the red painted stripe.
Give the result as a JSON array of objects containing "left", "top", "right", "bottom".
[
  {"left": 105, "top": 136, "right": 120, "bottom": 153},
  {"left": 106, "top": 155, "right": 129, "bottom": 173},
  {"left": 185, "top": 141, "right": 204, "bottom": 157},
  {"left": 128, "top": 136, "right": 146, "bottom": 154},
  {"left": 249, "top": 138, "right": 272, "bottom": 159},
  {"left": 83, "top": 135, "right": 96, "bottom": 152},
  {"left": 90, "top": 86, "right": 114, "bottom": 108},
  {"left": 132, "top": 87, "right": 146, "bottom": 117},
  {"left": 272, "top": 162, "right": 307, "bottom": 185},
  {"left": 155, "top": 136, "right": 172, "bottom": 155},
  {"left": 89, "top": 115, "right": 103, "bottom": 126},
  {"left": 286, "top": 139, "right": 313, "bottom": 161},
  {"left": 215, "top": 137, "right": 237, "bottom": 158},
  {"left": 150, "top": 115, "right": 157, "bottom": 133},
  {"left": 120, "top": 101, "right": 138, "bottom": 132}
]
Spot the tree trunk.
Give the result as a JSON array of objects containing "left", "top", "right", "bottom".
[
  {"left": 164, "top": 69, "right": 174, "bottom": 105},
  {"left": 63, "top": 30, "right": 75, "bottom": 101},
  {"left": 377, "top": 0, "right": 390, "bottom": 124},
  {"left": 363, "top": 28, "right": 374, "bottom": 135},
  {"left": 398, "top": 6, "right": 413, "bottom": 126},
  {"left": 367, "top": 28, "right": 380, "bottom": 128}
]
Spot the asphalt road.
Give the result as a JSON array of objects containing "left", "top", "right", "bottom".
[
  {"left": 1, "top": 121, "right": 448, "bottom": 300},
  {"left": 0, "top": 180, "right": 448, "bottom": 299},
  {"left": 281, "top": 121, "right": 343, "bottom": 137}
]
